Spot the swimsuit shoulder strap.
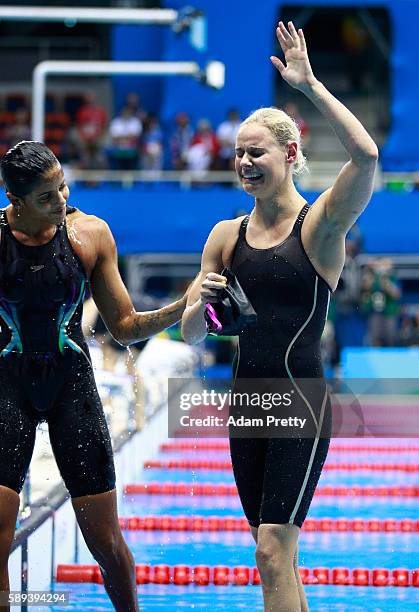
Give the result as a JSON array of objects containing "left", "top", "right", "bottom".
[
  {"left": 0, "top": 209, "right": 8, "bottom": 227},
  {"left": 229, "top": 215, "right": 249, "bottom": 268},
  {"left": 238, "top": 214, "right": 250, "bottom": 239},
  {"left": 0, "top": 209, "right": 8, "bottom": 248},
  {"left": 292, "top": 203, "right": 310, "bottom": 233}
]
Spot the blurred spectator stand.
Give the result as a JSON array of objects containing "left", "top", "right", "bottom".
[
  {"left": 76, "top": 92, "right": 108, "bottom": 167},
  {"left": 141, "top": 115, "right": 163, "bottom": 171},
  {"left": 283, "top": 101, "right": 310, "bottom": 151},
  {"left": 186, "top": 118, "right": 219, "bottom": 172},
  {"left": 7, "top": 107, "right": 31, "bottom": 148},
  {"left": 170, "top": 112, "right": 193, "bottom": 170},
  {"left": 44, "top": 112, "right": 71, "bottom": 158},
  {"left": 108, "top": 105, "right": 142, "bottom": 170},
  {"left": 5, "top": 93, "right": 28, "bottom": 113},
  {"left": 216, "top": 109, "right": 241, "bottom": 171},
  {"left": 124, "top": 92, "right": 148, "bottom": 125},
  {"left": 361, "top": 257, "right": 402, "bottom": 347}
]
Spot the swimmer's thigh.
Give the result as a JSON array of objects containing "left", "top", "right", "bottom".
[
  {"left": 48, "top": 362, "right": 116, "bottom": 498},
  {"left": 260, "top": 436, "right": 330, "bottom": 528},
  {"left": 0, "top": 368, "right": 37, "bottom": 494},
  {"left": 229, "top": 437, "right": 268, "bottom": 527}
]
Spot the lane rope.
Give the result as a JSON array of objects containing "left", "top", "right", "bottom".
[
  {"left": 56, "top": 564, "right": 419, "bottom": 587},
  {"left": 160, "top": 442, "right": 419, "bottom": 453},
  {"left": 124, "top": 483, "right": 419, "bottom": 497},
  {"left": 144, "top": 460, "right": 419, "bottom": 472},
  {"left": 118, "top": 515, "right": 419, "bottom": 533}
]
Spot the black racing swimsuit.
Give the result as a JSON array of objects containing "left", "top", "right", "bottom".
[
  {"left": 0, "top": 206, "right": 115, "bottom": 497},
  {"left": 229, "top": 204, "right": 332, "bottom": 528}
]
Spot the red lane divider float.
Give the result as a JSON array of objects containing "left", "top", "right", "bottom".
[
  {"left": 144, "top": 460, "right": 419, "bottom": 472},
  {"left": 117, "top": 515, "right": 419, "bottom": 533},
  {"left": 160, "top": 442, "right": 419, "bottom": 453},
  {"left": 124, "top": 483, "right": 419, "bottom": 497},
  {"left": 56, "top": 564, "right": 419, "bottom": 587}
]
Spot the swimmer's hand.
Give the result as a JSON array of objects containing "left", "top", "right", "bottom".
[
  {"left": 200, "top": 272, "right": 227, "bottom": 304},
  {"left": 270, "top": 21, "right": 317, "bottom": 92}
]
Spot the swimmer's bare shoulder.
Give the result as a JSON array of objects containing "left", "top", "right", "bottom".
[
  {"left": 186, "top": 216, "right": 244, "bottom": 307},
  {"left": 66, "top": 209, "right": 117, "bottom": 278},
  {"left": 206, "top": 216, "right": 244, "bottom": 270}
]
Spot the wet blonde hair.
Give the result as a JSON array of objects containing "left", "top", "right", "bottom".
[{"left": 240, "top": 107, "right": 308, "bottom": 176}]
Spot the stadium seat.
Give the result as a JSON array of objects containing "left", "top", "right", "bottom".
[
  {"left": 63, "top": 94, "right": 86, "bottom": 121},
  {"left": 5, "top": 93, "right": 28, "bottom": 112}
]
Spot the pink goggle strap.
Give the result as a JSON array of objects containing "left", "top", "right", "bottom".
[{"left": 205, "top": 303, "right": 223, "bottom": 333}]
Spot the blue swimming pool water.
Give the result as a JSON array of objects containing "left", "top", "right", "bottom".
[
  {"left": 141, "top": 466, "right": 418, "bottom": 485},
  {"left": 54, "top": 437, "right": 419, "bottom": 611},
  {"left": 51, "top": 583, "right": 419, "bottom": 611},
  {"left": 77, "top": 529, "right": 417, "bottom": 569}
]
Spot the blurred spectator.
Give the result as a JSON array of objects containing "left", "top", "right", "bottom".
[
  {"left": 399, "top": 307, "right": 419, "bottom": 347},
  {"left": 170, "top": 112, "right": 193, "bottom": 170},
  {"left": 78, "top": 143, "right": 108, "bottom": 172},
  {"left": 361, "top": 258, "right": 401, "bottom": 346},
  {"left": 75, "top": 92, "right": 107, "bottom": 168},
  {"left": 216, "top": 109, "right": 241, "bottom": 170},
  {"left": 186, "top": 119, "right": 220, "bottom": 172},
  {"left": 283, "top": 102, "right": 310, "bottom": 150},
  {"left": 8, "top": 107, "right": 31, "bottom": 146},
  {"left": 141, "top": 115, "right": 163, "bottom": 171},
  {"left": 108, "top": 106, "right": 142, "bottom": 170},
  {"left": 125, "top": 92, "right": 148, "bottom": 124}
]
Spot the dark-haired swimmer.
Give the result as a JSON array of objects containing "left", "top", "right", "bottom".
[
  {"left": 182, "top": 22, "right": 378, "bottom": 612},
  {"left": 0, "top": 141, "right": 188, "bottom": 612}
]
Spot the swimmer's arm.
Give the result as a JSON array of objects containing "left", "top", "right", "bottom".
[
  {"left": 82, "top": 296, "right": 99, "bottom": 337},
  {"left": 180, "top": 272, "right": 209, "bottom": 345},
  {"left": 181, "top": 222, "right": 227, "bottom": 345},
  {"left": 272, "top": 22, "right": 378, "bottom": 232},
  {"left": 301, "top": 79, "right": 378, "bottom": 232},
  {"left": 90, "top": 220, "right": 187, "bottom": 345}
]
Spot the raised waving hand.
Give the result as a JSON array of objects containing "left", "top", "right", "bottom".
[{"left": 271, "top": 21, "right": 315, "bottom": 92}]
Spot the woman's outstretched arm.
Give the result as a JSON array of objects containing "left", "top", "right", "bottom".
[{"left": 272, "top": 20, "right": 378, "bottom": 233}]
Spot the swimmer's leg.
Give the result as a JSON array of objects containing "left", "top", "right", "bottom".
[
  {"left": 0, "top": 369, "right": 37, "bottom": 609},
  {"left": 251, "top": 525, "right": 308, "bottom": 612},
  {"left": 0, "top": 486, "right": 20, "bottom": 608},
  {"left": 293, "top": 543, "right": 309, "bottom": 612},
  {"left": 48, "top": 360, "right": 137, "bottom": 610},
  {"left": 256, "top": 523, "right": 301, "bottom": 612},
  {"left": 72, "top": 489, "right": 138, "bottom": 612}
]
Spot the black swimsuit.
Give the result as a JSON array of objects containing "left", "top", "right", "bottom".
[
  {"left": 229, "top": 205, "right": 332, "bottom": 528},
  {"left": 0, "top": 206, "right": 115, "bottom": 497}
]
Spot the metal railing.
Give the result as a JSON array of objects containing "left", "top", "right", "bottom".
[
  {"left": 32, "top": 60, "right": 224, "bottom": 142},
  {"left": 0, "top": 6, "right": 179, "bottom": 25},
  {"left": 67, "top": 168, "right": 240, "bottom": 188},
  {"left": 63, "top": 167, "right": 419, "bottom": 192}
]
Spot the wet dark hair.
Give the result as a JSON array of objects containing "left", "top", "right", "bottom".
[{"left": 0, "top": 140, "right": 59, "bottom": 198}]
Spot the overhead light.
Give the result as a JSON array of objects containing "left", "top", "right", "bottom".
[{"left": 205, "top": 61, "right": 225, "bottom": 89}]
